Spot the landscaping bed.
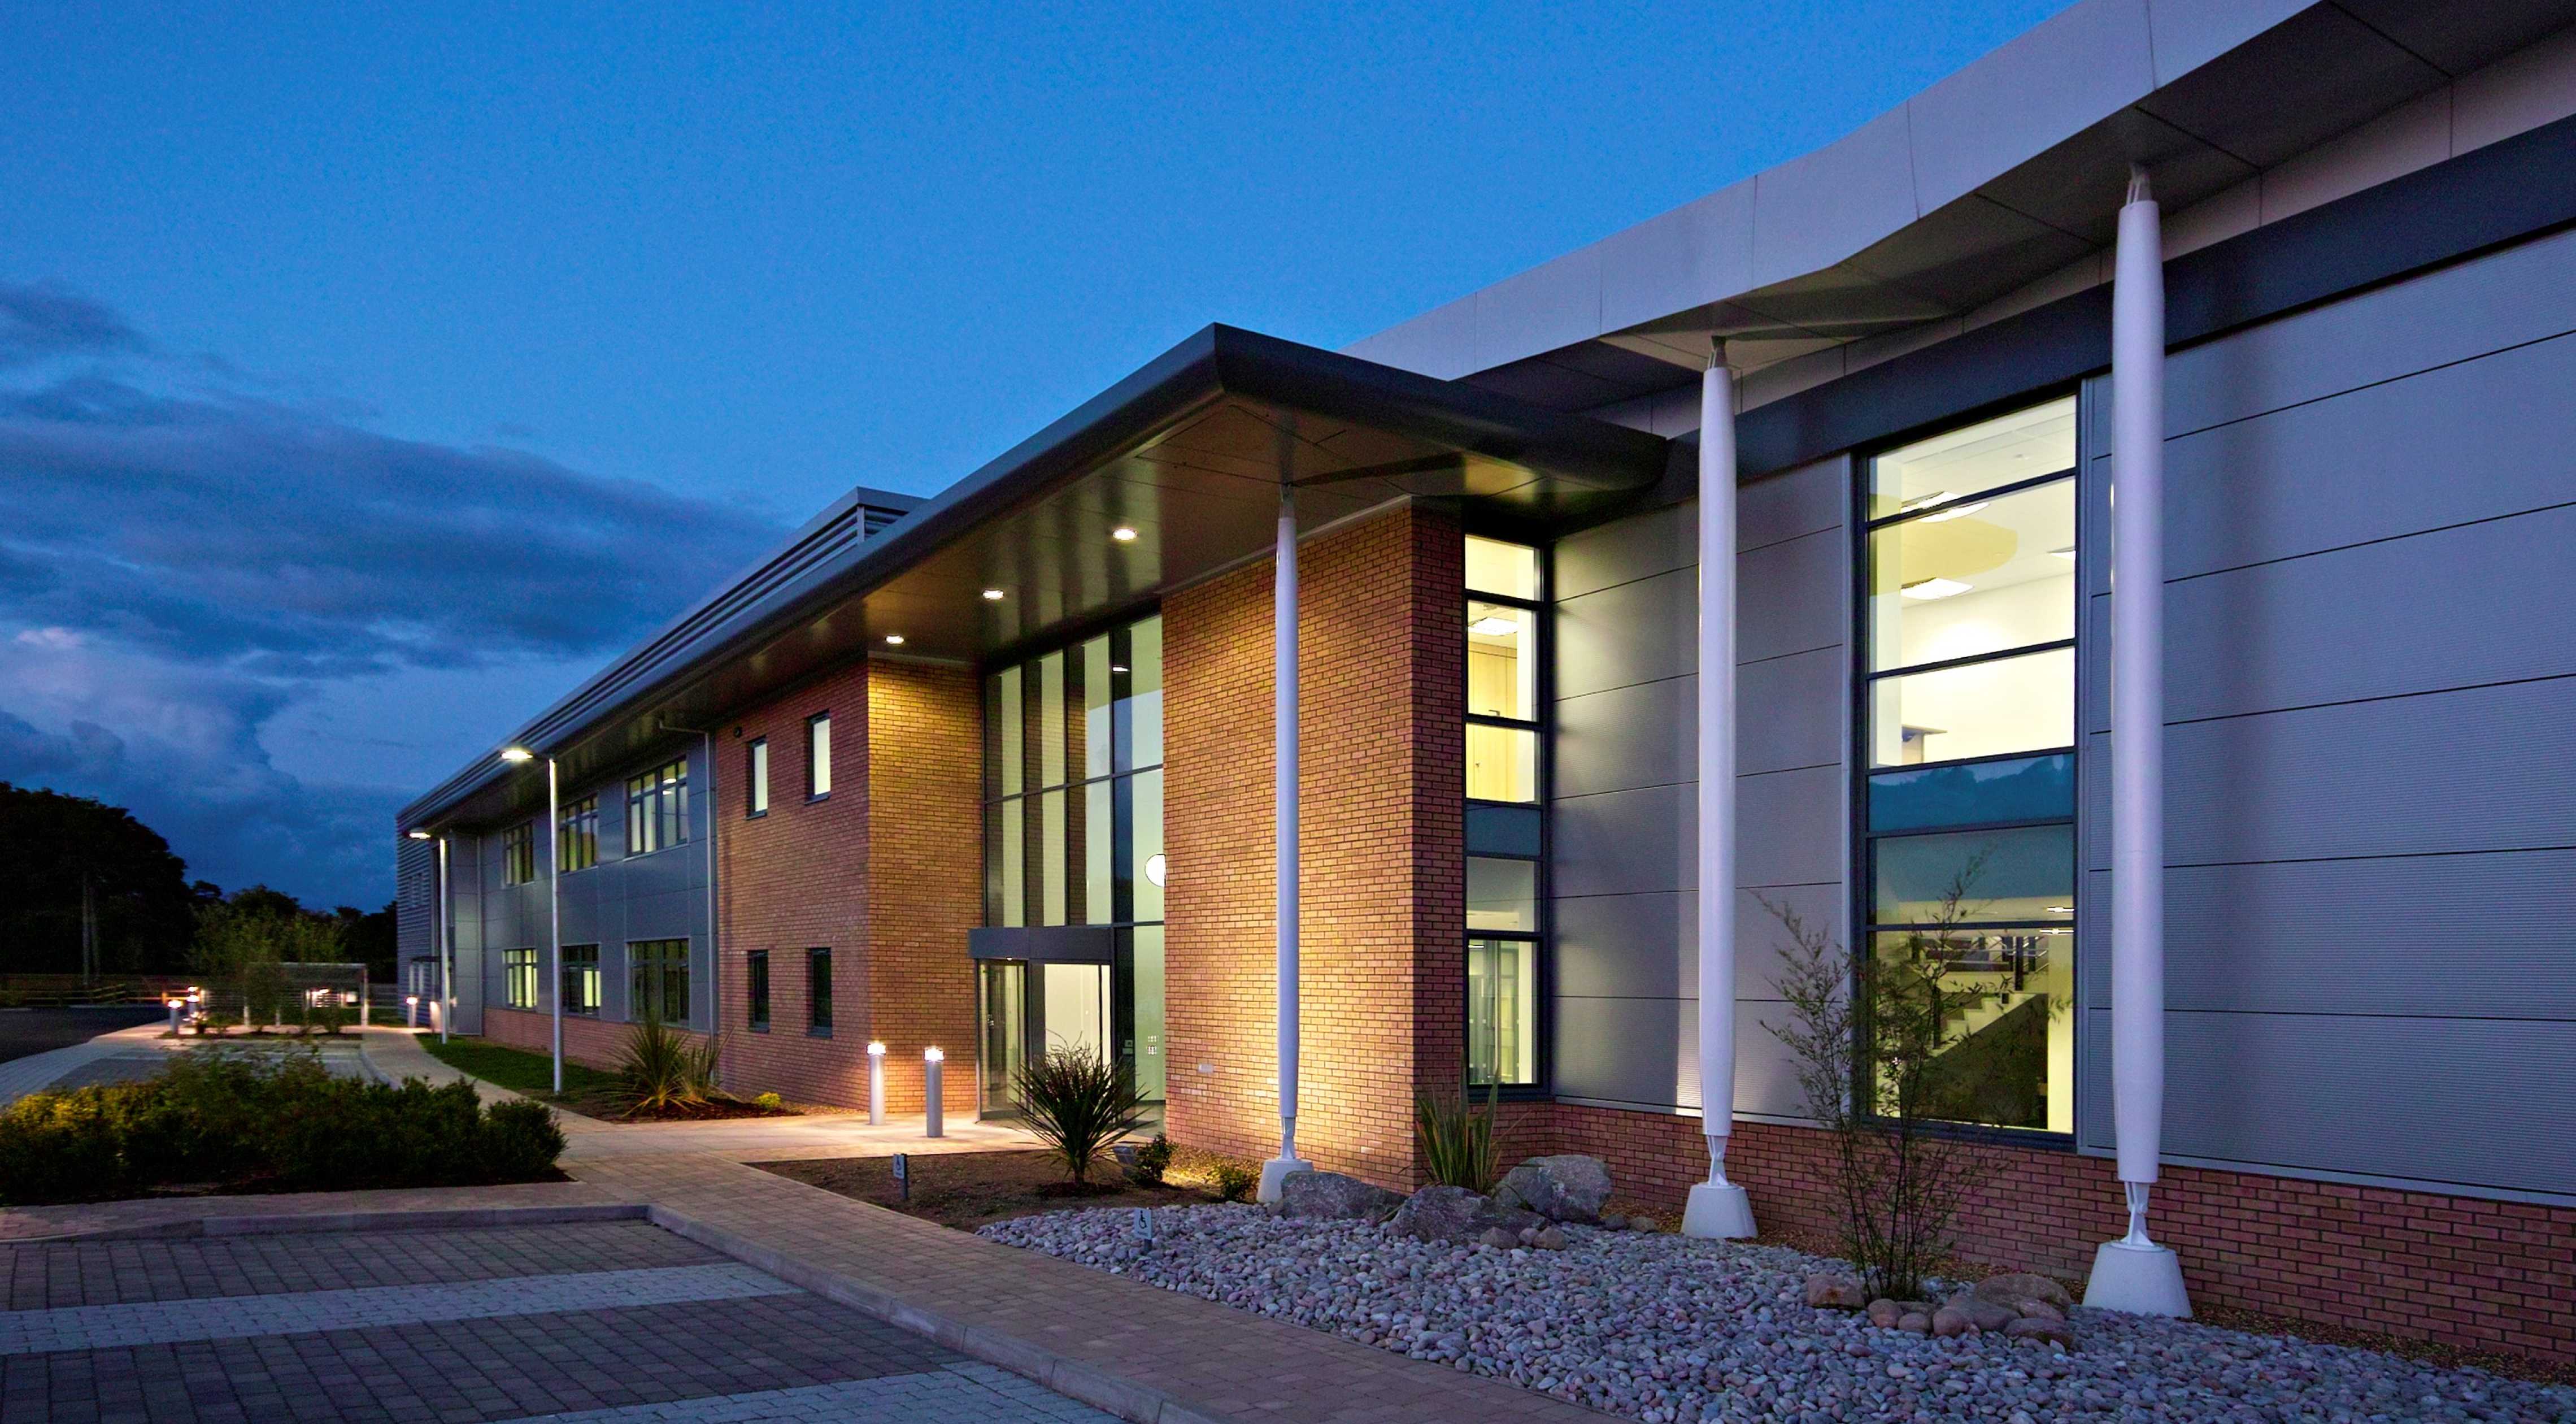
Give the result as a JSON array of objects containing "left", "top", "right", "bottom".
[
  {"left": 416, "top": 1036, "right": 801, "bottom": 1121},
  {"left": 759, "top": 1149, "right": 1212, "bottom": 1230},
  {"left": 983, "top": 1206, "right": 2575, "bottom": 1423}
]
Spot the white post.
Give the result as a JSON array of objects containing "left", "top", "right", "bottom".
[
  {"left": 924, "top": 1047, "right": 946, "bottom": 1138},
  {"left": 1684, "top": 346, "right": 1756, "bottom": 1240},
  {"left": 436, "top": 835, "right": 452, "bottom": 1043},
  {"left": 868, "top": 1041, "right": 887, "bottom": 1125},
  {"left": 1258, "top": 481, "right": 1313, "bottom": 1204},
  {"left": 547, "top": 755, "right": 564, "bottom": 1095},
  {"left": 2087, "top": 166, "right": 2190, "bottom": 1317}
]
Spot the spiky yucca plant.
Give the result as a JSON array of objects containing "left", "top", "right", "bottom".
[
  {"left": 1413, "top": 1083, "right": 1500, "bottom": 1192},
  {"left": 1012, "top": 1046, "right": 1148, "bottom": 1187}
]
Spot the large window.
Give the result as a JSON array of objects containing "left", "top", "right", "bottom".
[
  {"left": 1464, "top": 535, "right": 1545, "bottom": 1087},
  {"left": 747, "top": 950, "right": 771, "bottom": 1031},
  {"left": 559, "top": 797, "right": 599, "bottom": 873},
  {"left": 746, "top": 738, "right": 769, "bottom": 818},
  {"left": 625, "top": 760, "right": 689, "bottom": 856},
  {"left": 561, "top": 944, "right": 600, "bottom": 1015},
  {"left": 503, "top": 947, "right": 537, "bottom": 1009},
  {"left": 1860, "top": 397, "right": 2078, "bottom": 1135},
  {"left": 629, "top": 939, "right": 690, "bottom": 1025},
  {"left": 807, "top": 947, "right": 834, "bottom": 1035},
  {"left": 501, "top": 824, "right": 535, "bottom": 885}
]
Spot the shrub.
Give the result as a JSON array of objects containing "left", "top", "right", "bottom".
[
  {"left": 480, "top": 1099, "right": 569, "bottom": 1180},
  {"left": 615, "top": 1013, "right": 716, "bottom": 1115},
  {"left": 1127, "top": 1132, "right": 1174, "bottom": 1186},
  {"left": 1211, "top": 1160, "right": 1258, "bottom": 1203},
  {"left": 1413, "top": 1083, "right": 1500, "bottom": 1192},
  {"left": 752, "top": 1091, "right": 784, "bottom": 1110},
  {"left": 1011, "top": 1046, "right": 1148, "bottom": 1187}
]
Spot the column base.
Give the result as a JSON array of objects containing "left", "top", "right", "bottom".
[
  {"left": 1682, "top": 1182, "right": 1756, "bottom": 1240},
  {"left": 1256, "top": 1156, "right": 1313, "bottom": 1205},
  {"left": 2083, "top": 1239, "right": 2192, "bottom": 1317}
]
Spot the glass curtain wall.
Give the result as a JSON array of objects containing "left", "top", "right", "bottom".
[
  {"left": 981, "top": 613, "right": 1165, "bottom": 1104},
  {"left": 1860, "top": 396, "right": 2079, "bottom": 1135},
  {"left": 1464, "top": 535, "right": 1544, "bottom": 1088}
]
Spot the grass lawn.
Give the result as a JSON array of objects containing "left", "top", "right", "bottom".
[{"left": 416, "top": 1035, "right": 797, "bottom": 1121}]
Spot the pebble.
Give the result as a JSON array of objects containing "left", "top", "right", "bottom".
[{"left": 981, "top": 1205, "right": 2576, "bottom": 1423}]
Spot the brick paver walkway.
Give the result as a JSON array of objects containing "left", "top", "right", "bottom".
[{"left": 571, "top": 1153, "right": 1609, "bottom": 1424}]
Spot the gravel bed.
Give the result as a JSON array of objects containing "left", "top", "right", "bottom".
[{"left": 982, "top": 1205, "right": 2575, "bottom": 1423}]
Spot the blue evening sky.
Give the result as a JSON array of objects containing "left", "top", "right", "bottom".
[{"left": 0, "top": 2, "right": 2069, "bottom": 906}]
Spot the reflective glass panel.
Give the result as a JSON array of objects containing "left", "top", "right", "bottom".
[
  {"left": 1130, "top": 926, "right": 1167, "bottom": 1101},
  {"left": 1867, "top": 396, "right": 2075, "bottom": 521},
  {"left": 1467, "top": 601, "right": 1536, "bottom": 721},
  {"left": 1867, "top": 927, "right": 2073, "bottom": 1133},
  {"left": 1084, "top": 780, "right": 1113, "bottom": 925},
  {"left": 1131, "top": 769, "right": 1164, "bottom": 922},
  {"left": 999, "top": 798, "right": 1025, "bottom": 928},
  {"left": 1467, "top": 937, "right": 1538, "bottom": 1086},
  {"left": 1039, "top": 788, "right": 1067, "bottom": 926},
  {"left": 1037, "top": 652, "right": 1066, "bottom": 789},
  {"left": 997, "top": 667, "right": 1023, "bottom": 797},
  {"left": 1868, "top": 753, "right": 2074, "bottom": 835},
  {"left": 1082, "top": 636, "right": 1113, "bottom": 779},
  {"left": 1466, "top": 723, "right": 1538, "bottom": 802},
  {"left": 1464, "top": 536, "right": 1538, "bottom": 600},
  {"left": 1869, "top": 646, "right": 2074, "bottom": 767},
  {"left": 1127, "top": 616, "right": 1164, "bottom": 772},
  {"left": 1467, "top": 857, "right": 1537, "bottom": 932},
  {"left": 1866, "top": 478, "right": 2074, "bottom": 672},
  {"left": 1870, "top": 824, "right": 2073, "bottom": 926}
]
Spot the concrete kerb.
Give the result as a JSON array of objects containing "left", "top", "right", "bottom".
[
  {"left": 3, "top": 1203, "right": 652, "bottom": 1244},
  {"left": 638, "top": 1203, "right": 1227, "bottom": 1424}
]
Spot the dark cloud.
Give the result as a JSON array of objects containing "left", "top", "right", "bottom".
[{"left": 0, "top": 282, "right": 790, "bottom": 905}]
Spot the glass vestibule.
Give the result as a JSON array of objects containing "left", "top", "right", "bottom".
[
  {"left": 971, "top": 928, "right": 1165, "bottom": 1119},
  {"left": 1859, "top": 397, "right": 2079, "bottom": 1136}
]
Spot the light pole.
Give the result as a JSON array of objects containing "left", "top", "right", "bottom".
[{"left": 501, "top": 745, "right": 563, "bottom": 1094}]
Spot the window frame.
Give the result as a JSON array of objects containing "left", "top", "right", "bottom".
[
  {"left": 807, "top": 713, "right": 833, "bottom": 801},
  {"left": 560, "top": 944, "right": 601, "bottom": 1016},
  {"left": 627, "top": 938, "right": 691, "bottom": 1027},
  {"left": 1850, "top": 393, "right": 2084, "bottom": 1147},
  {"left": 981, "top": 613, "right": 1165, "bottom": 932},
  {"left": 746, "top": 737, "right": 769, "bottom": 818},
  {"left": 746, "top": 949, "right": 771, "bottom": 1032},
  {"left": 500, "top": 823, "right": 536, "bottom": 885},
  {"left": 502, "top": 947, "right": 538, "bottom": 1009},
  {"left": 1461, "top": 534, "right": 1552, "bottom": 1096},
  {"left": 558, "top": 796, "right": 599, "bottom": 874},
  {"left": 807, "top": 946, "right": 833, "bottom": 1036},
  {"left": 624, "top": 759, "right": 690, "bottom": 857}
]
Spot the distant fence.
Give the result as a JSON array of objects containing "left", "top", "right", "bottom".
[{"left": 0, "top": 975, "right": 193, "bottom": 1008}]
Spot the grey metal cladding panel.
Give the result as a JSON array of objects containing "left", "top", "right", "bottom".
[
  {"left": 1554, "top": 783, "right": 1691, "bottom": 898},
  {"left": 1556, "top": 996, "right": 1687, "bottom": 1110},
  {"left": 2093, "top": 506, "right": 2576, "bottom": 732},
  {"left": 1556, "top": 892, "right": 1691, "bottom": 1000},
  {"left": 1739, "top": 646, "right": 1845, "bottom": 775},
  {"left": 2080, "top": 676, "right": 2576, "bottom": 869},
  {"left": 1739, "top": 528, "right": 1844, "bottom": 665},
  {"left": 1727, "top": 1000, "right": 1810, "bottom": 1120},
  {"left": 1556, "top": 676, "right": 1694, "bottom": 798},
  {"left": 2162, "top": 333, "right": 2576, "bottom": 581},
  {"left": 2162, "top": 225, "right": 2576, "bottom": 438},
  {"left": 2076, "top": 849, "right": 2576, "bottom": 1018},
  {"left": 1742, "top": 457, "right": 1849, "bottom": 552},
  {"left": 1735, "top": 881, "right": 1843, "bottom": 1004},
  {"left": 1555, "top": 502, "right": 1692, "bottom": 602},
  {"left": 1556, "top": 568, "right": 1695, "bottom": 700},
  {"left": 1738, "top": 765, "right": 1844, "bottom": 890},
  {"left": 2079, "top": 1007, "right": 2576, "bottom": 1195}
]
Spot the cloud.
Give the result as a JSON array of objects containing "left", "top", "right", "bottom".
[{"left": 0, "top": 281, "right": 789, "bottom": 905}]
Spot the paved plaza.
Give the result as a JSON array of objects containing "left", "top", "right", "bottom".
[{"left": 0, "top": 1221, "right": 1119, "bottom": 1424}]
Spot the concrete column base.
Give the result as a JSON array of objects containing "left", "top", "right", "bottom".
[
  {"left": 1256, "top": 1156, "right": 1313, "bottom": 1205},
  {"left": 2084, "top": 1239, "right": 2192, "bottom": 1317},
  {"left": 1682, "top": 1181, "right": 1756, "bottom": 1240}
]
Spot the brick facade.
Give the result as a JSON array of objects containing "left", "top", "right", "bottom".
[
  {"left": 480, "top": 1003, "right": 707, "bottom": 1072},
  {"left": 1164, "top": 503, "right": 1463, "bottom": 1188}
]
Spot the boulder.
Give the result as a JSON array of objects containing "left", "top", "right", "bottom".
[
  {"left": 1531, "top": 1225, "right": 1568, "bottom": 1251},
  {"left": 1492, "top": 1155, "right": 1613, "bottom": 1223},
  {"left": 2015, "top": 1297, "right": 2066, "bottom": 1324},
  {"left": 1932, "top": 1307, "right": 1973, "bottom": 1338},
  {"left": 1597, "top": 1213, "right": 1630, "bottom": 1232},
  {"left": 1897, "top": 1312, "right": 1933, "bottom": 1334},
  {"left": 1974, "top": 1273, "right": 2074, "bottom": 1311},
  {"left": 1940, "top": 1292, "right": 2020, "bottom": 1333},
  {"left": 2005, "top": 1317, "right": 2076, "bottom": 1347},
  {"left": 1865, "top": 1299, "right": 1904, "bottom": 1330},
  {"left": 1803, "top": 1273, "right": 1867, "bottom": 1309},
  {"left": 1387, "top": 1184, "right": 1543, "bottom": 1245},
  {"left": 1277, "top": 1170, "right": 1404, "bottom": 1222},
  {"left": 1478, "top": 1226, "right": 1524, "bottom": 1249},
  {"left": 1624, "top": 1214, "right": 1660, "bottom": 1234}
]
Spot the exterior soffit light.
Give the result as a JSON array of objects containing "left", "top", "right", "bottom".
[
  {"left": 884, "top": 634, "right": 906, "bottom": 646},
  {"left": 406, "top": 829, "right": 433, "bottom": 840},
  {"left": 499, "top": 746, "right": 535, "bottom": 763},
  {"left": 1899, "top": 577, "right": 1973, "bottom": 601},
  {"left": 1111, "top": 526, "right": 1138, "bottom": 542},
  {"left": 982, "top": 588, "right": 1006, "bottom": 601}
]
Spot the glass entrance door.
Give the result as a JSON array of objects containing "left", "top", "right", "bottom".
[
  {"left": 1039, "top": 962, "right": 1111, "bottom": 1060},
  {"left": 977, "top": 960, "right": 1025, "bottom": 1117}
]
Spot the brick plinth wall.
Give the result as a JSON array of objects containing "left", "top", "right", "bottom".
[
  {"left": 1546, "top": 1104, "right": 2576, "bottom": 1361},
  {"left": 481, "top": 1004, "right": 706, "bottom": 1073},
  {"left": 1164, "top": 505, "right": 1463, "bottom": 1189}
]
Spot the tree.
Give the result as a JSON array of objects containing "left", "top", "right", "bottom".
[{"left": 0, "top": 784, "right": 195, "bottom": 976}]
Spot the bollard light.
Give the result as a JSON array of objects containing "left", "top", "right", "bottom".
[
  {"left": 405, "top": 995, "right": 421, "bottom": 1030},
  {"left": 923, "top": 1047, "right": 946, "bottom": 1139},
  {"left": 165, "top": 997, "right": 183, "bottom": 1035},
  {"left": 867, "top": 1041, "right": 886, "bottom": 1126}
]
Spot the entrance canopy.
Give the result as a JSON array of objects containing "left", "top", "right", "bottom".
[{"left": 402, "top": 324, "right": 1672, "bottom": 831}]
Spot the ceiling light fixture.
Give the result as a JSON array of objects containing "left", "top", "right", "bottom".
[
  {"left": 2046, "top": 905, "right": 2074, "bottom": 915},
  {"left": 1899, "top": 490, "right": 1958, "bottom": 514},
  {"left": 982, "top": 588, "right": 1006, "bottom": 601},
  {"left": 2048, "top": 546, "right": 2077, "bottom": 561},
  {"left": 1899, "top": 577, "right": 1973, "bottom": 601},
  {"left": 1916, "top": 500, "right": 1989, "bottom": 524},
  {"left": 884, "top": 634, "right": 906, "bottom": 646},
  {"left": 1111, "top": 526, "right": 1138, "bottom": 542},
  {"left": 1468, "top": 615, "right": 1520, "bottom": 636}
]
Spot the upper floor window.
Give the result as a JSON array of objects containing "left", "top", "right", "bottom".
[
  {"left": 1858, "top": 396, "right": 2078, "bottom": 1136},
  {"left": 559, "top": 796, "right": 599, "bottom": 873},
  {"left": 1464, "top": 535, "right": 1542, "bottom": 804},
  {"left": 808, "top": 714, "right": 833, "bottom": 799},
  {"left": 626, "top": 760, "right": 689, "bottom": 856},
  {"left": 746, "top": 737, "right": 769, "bottom": 817},
  {"left": 983, "top": 613, "right": 1163, "bottom": 930},
  {"left": 501, "top": 823, "right": 536, "bottom": 885},
  {"left": 1462, "top": 534, "right": 1546, "bottom": 1088}
]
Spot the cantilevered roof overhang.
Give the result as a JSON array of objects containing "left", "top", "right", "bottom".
[{"left": 399, "top": 324, "right": 1670, "bottom": 831}]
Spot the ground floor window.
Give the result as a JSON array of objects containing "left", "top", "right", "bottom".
[
  {"left": 747, "top": 950, "right": 770, "bottom": 1031},
  {"left": 561, "top": 944, "right": 599, "bottom": 1015},
  {"left": 503, "top": 948, "right": 537, "bottom": 1009},
  {"left": 807, "top": 947, "right": 833, "bottom": 1034},
  {"left": 1467, "top": 936, "right": 1538, "bottom": 1087},
  {"left": 629, "top": 939, "right": 689, "bottom": 1024}
]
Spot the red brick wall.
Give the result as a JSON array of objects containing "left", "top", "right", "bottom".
[
  {"left": 1164, "top": 504, "right": 1461, "bottom": 1189},
  {"left": 860, "top": 659, "right": 983, "bottom": 1118},
  {"left": 481, "top": 1004, "right": 707, "bottom": 1072},
  {"left": 1542, "top": 1104, "right": 2576, "bottom": 1361}
]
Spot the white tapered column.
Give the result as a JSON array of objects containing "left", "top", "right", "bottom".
[
  {"left": 1259, "top": 483, "right": 1312, "bottom": 1204},
  {"left": 547, "top": 756, "right": 564, "bottom": 1095},
  {"left": 2087, "top": 166, "right": 2190, "bottom": 1317},
  {"left": 436, "top": 835, "right": 452, "bottom": 1042},
  {"left": 1684, "top": 349, "right": 1756, "bottom": 1240}
]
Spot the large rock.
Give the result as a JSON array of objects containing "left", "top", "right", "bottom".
[
  {"left": 1974, "top": 1272, "right": 2074, "bottom": 1311},
  {"left": 1803, "top": 1274, "right": 1867, "bottom": 1309},
  {"left": 1940, "top": 1292, "right": 2020, "bottom": 1333},
  {"left": 1386, "top": 1184, "right": 1542, "bottom": 1245},
  {"left": 2005, "top": 1316, "right": 2077, "bottom": 1347},
  {"left": 1276, "top": 1170, "right": 1403, "bottom": 1222},
  {"left": 1491, "top": 1154, "right": 1613, "bottom": 1223}
]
